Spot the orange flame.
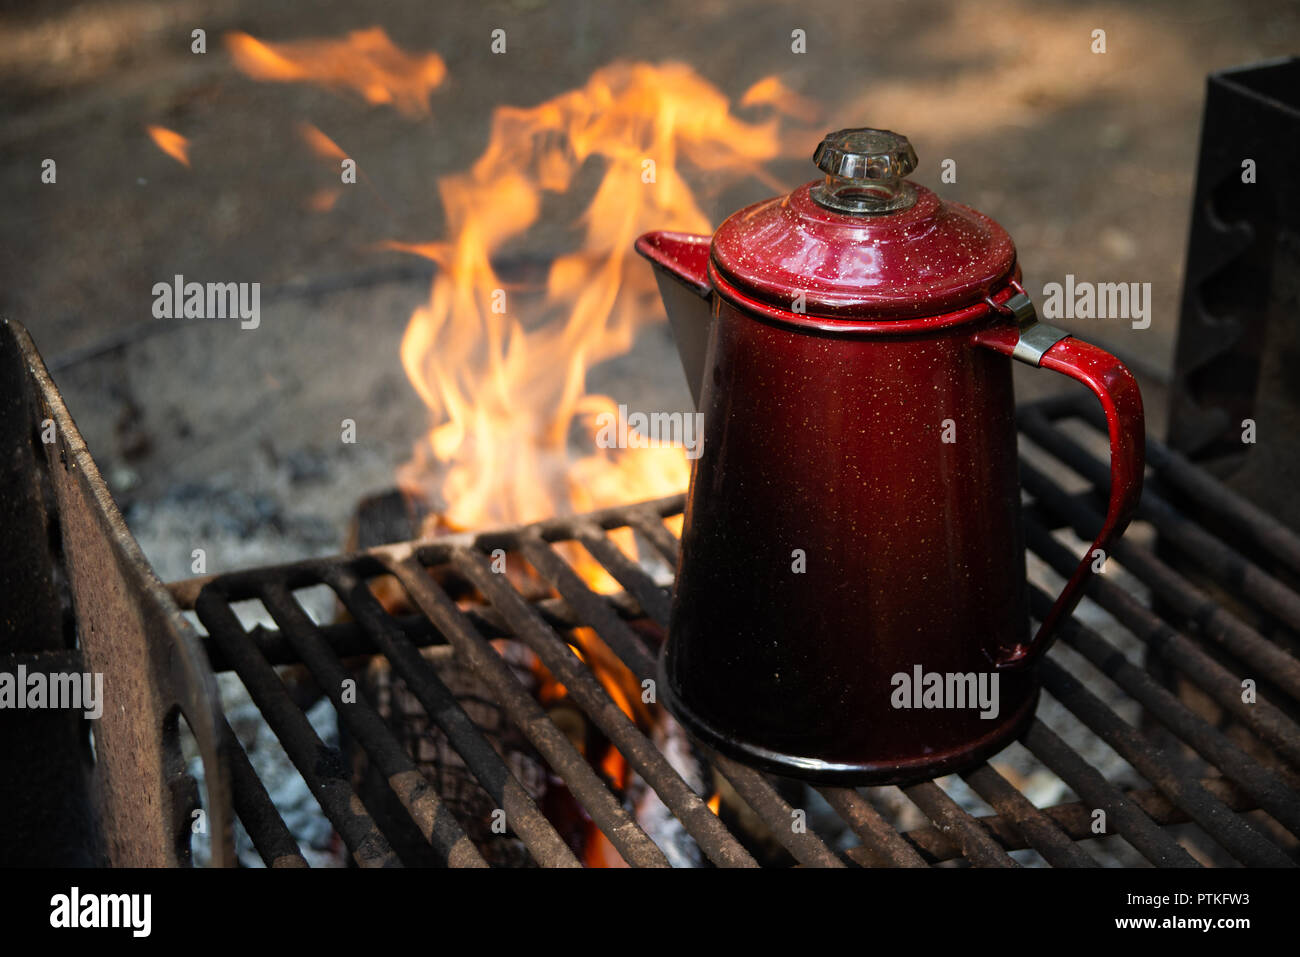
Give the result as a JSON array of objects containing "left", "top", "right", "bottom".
[
  {"left": 226, "top": 28, "right": 447, "bottom": 116},
  {"left": 298, "top": 123, "right": 348, "bottom": 213},
  {"left": 299, "top": 122, "right": 349, "bottom": 161},
  {"left": 394, "top": 61, "right": 800, "bottom": 545},
  {"left": 739, "top": 75, "right": 820, "bottom": 117},
  {"left": 146, "top": 125, "right": 190, "bottom": 167}
]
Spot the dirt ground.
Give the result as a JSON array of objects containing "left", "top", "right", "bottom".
[{"left": 2, "top": 0, "right": 1297, "bottom": 865}]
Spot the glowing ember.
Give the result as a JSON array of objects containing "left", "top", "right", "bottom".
[
  {"left": 146, "top": 125, "right": 190, "bottom": 167},
  {"left": 226, "top": 27, "right": 447, "bottom": 117},
  {"left": 298, "top": 121, "right": 349, "bottom": 161},
  {"left": 298, "top": 123, "right": 349, "bottom": 212},
  {"left": 307, "top": 188, "right": 341, "bottom": 213}
]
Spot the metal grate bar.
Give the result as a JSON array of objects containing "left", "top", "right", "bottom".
[
  {"left": 959, "top": 763, "right": 1099, "bottom": 867},
  {"left": 221, "top": 613, "right": 439, "bottom": 669},
  {"left": 1039, "top": 658, "right": 1292, "bottom": 867},
  {"left": 624, "top": 508, "right": 686, "bottom": 566},
  {"left": 256, "top": 582, "right": 487, "bottom": 867},
  {"left": 449, "top": 545, "right": 759, "bottom": 867},
  {"left": 1025, "top": 519, "right": 1300, "bottom": 769},
  {"left": 566, "top": 524, "right": 677, "bottom": 632},
  {"left": 472, "top": 494, "right": 686, "bottom": 551},
  {"left": 225, "top": 719, "right": 308, "bottom": 868},
  {"left": 380, "top": 554, "right": 671, "bottom": 867},
  {"left": 816, "top": 787, "right": 929, "bottom": 867},
  {"left": 569, "top": 520, "right": 675, "bottom": 626},
  {"left": 194, "top": 587, "right": 402, "bottom": 867},
  {"left": 325, "top": 567, "right": 581, "bottom": 867},
  {"left": 1020, "top": 458, "right": 1300, "bottom": 700},
  {"left": 704, "top": 750, "right": 845, "bottom": 867},
  {"left": 1135, "top": 425, "right": 1300, "bottom": 577},
  {"left": 1029, "top": 585, "right": 1300, "bottom": 838},
  {"left": 513, "top": 535, "right": 659, "bottom": 678},
  {"left": 176, "top": 578, "right": 650, "bottom": 667},
  {"left": 901, "top": 781, "right": 1020, "bottom": 867},
  {"left": 877, "top": 777, "right": 1260, "bottom": 864},
  {"left": 567, "top": 516, "right": 855, "bottom": 867},
  {"left": 1021, "top": 719, "right": 1198, "bottom": 866},
  {"left": 1022, "top": 406, "right": 1300, "bottom": 630},
  {"left": 1044, "top": 393, "right": 1300, "bottom": 578}
]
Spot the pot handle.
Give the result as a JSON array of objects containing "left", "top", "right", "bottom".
[{"left": 973, "top": 281, "right": 1145, "bottom": 671}]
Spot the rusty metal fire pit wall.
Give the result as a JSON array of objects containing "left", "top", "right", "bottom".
[{"left": 0, "top": 318, "right": 233, "bottom": 867}]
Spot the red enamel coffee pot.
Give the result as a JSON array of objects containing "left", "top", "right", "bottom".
[{"left": 636, "top": 128, "right": 1144, "bottom": 784}]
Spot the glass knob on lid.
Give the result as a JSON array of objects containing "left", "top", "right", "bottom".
[{"left": 811, "top": 128, "right": 918, "bottom": 215}]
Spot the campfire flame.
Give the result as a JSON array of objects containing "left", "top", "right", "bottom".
[
  {"left": 391, "top": 61, "right": 800, "bottom": 543},
  {"left": 226, "top": 27, "right": 447, "bottom": 117},
  {"left": 146, "top": 125, "right": 190, "bottom": 167}
]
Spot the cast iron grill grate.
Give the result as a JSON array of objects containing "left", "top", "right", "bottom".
[{"left": 167, "top": 393, "right": 1300, "bottom": 868}]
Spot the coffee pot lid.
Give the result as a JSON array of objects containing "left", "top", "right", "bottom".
[{"left": 709, "top": 128, "right": 1018, "bottom": 320}]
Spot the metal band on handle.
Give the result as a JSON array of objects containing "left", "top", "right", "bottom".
[
  {"left": 971, "top": 287, "right": 1146, "bottom": 671},
  {"left": 986, "top": 286, "right": 1070, "bottom": 367},
  {"left": 1013, "top": 320, "right": 1071, "bottom": 366}
]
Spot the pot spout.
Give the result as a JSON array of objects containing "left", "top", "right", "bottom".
[{"left": 634, "top": 231, "right": 713, "bottom": 409}]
